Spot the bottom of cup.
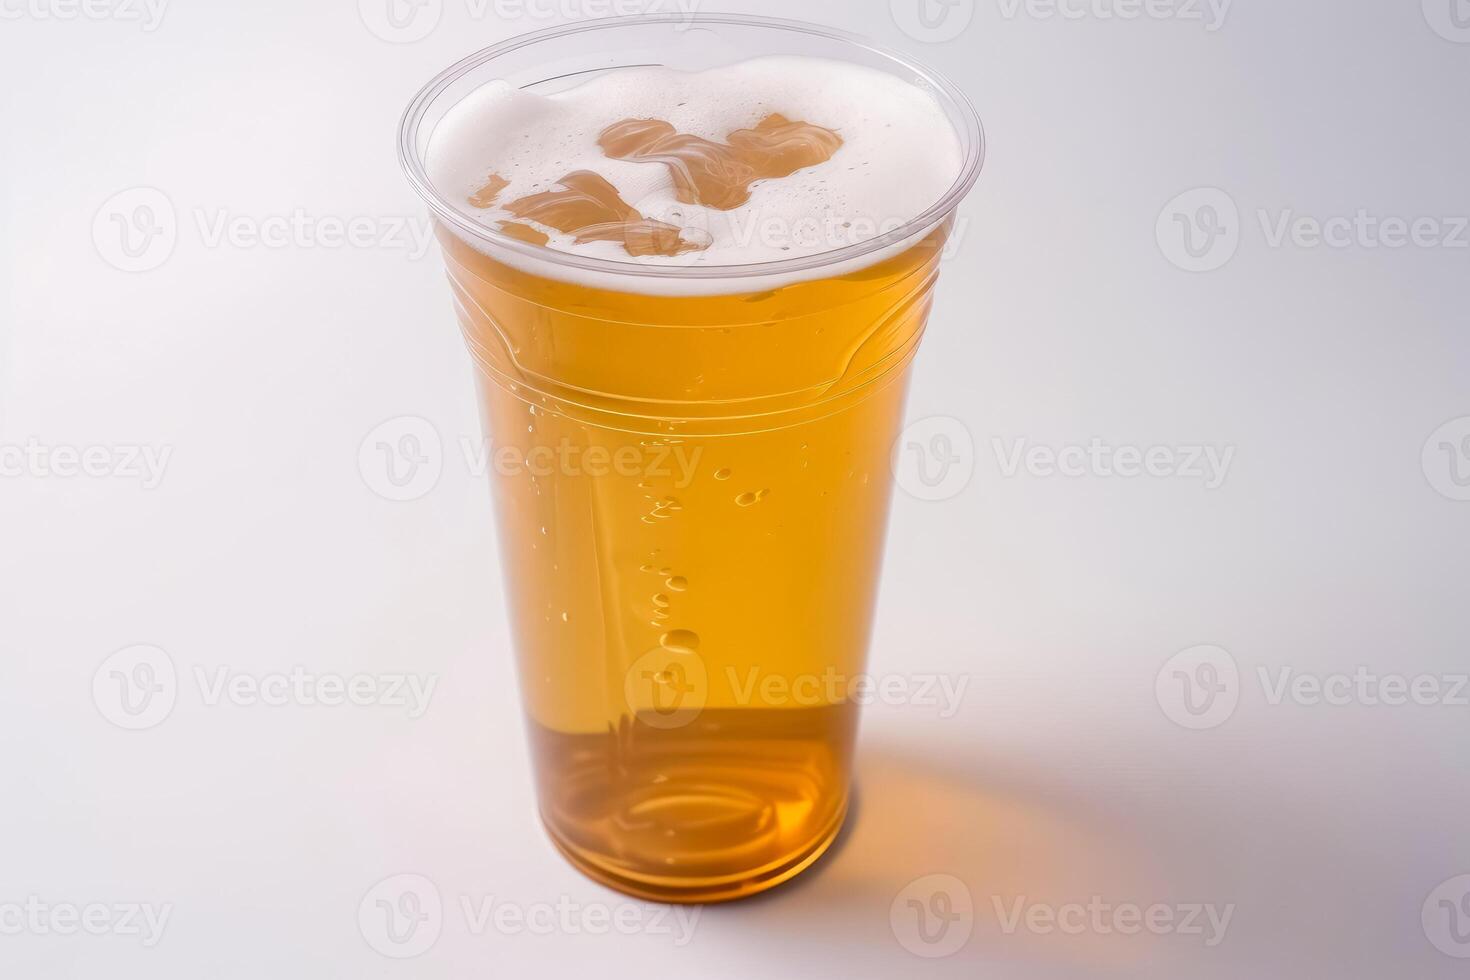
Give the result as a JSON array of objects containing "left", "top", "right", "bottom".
[{"left": 539, "top": 794, "right": 850, "bottom": 904}]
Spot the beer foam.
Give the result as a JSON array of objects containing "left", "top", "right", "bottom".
[{"left": 424, "top": 56, "right": 965, "bottom": 294}]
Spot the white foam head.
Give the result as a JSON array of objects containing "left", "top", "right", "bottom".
[{"left": 424, "top": 56, "right": 965, "bottom": 295}]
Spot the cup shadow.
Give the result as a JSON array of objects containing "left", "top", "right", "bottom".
[{"left": 703, "top": 736, "right": 1182, "bottom": 976}]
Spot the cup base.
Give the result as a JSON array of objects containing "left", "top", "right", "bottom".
[{"left": 540, "top": 795, "right": 849, "bottom": 904}]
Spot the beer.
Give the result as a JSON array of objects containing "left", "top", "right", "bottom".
[{"left": 401, "top": 17, "right": 982, "bottom": 903}]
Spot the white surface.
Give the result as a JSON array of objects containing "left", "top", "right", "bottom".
[{"left": 2, "top": 1, "right": 1468, "bottom": 977}]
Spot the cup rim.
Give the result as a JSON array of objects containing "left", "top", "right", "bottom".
[{"left": 397, "top": 12, "right": 985, "bottom": 284}]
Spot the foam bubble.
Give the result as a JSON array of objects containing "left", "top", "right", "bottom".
[{"left": 425, "top": 56, "right": 964, "bottom": 294}]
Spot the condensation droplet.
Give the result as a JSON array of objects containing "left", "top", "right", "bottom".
[
  {"left": 666, "top": 576, "right": 688, "bottom": 591},
  {"left": 714, "top": 468, "right": 732, "bottom": 481}
]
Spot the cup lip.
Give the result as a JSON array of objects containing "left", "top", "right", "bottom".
[{"left": 397, "top": 12, "right": 985, "bottom": 284}]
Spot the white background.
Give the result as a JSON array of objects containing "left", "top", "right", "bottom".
[{"left": 3, "top": 0, "right": 1469, "bottom": 977}]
